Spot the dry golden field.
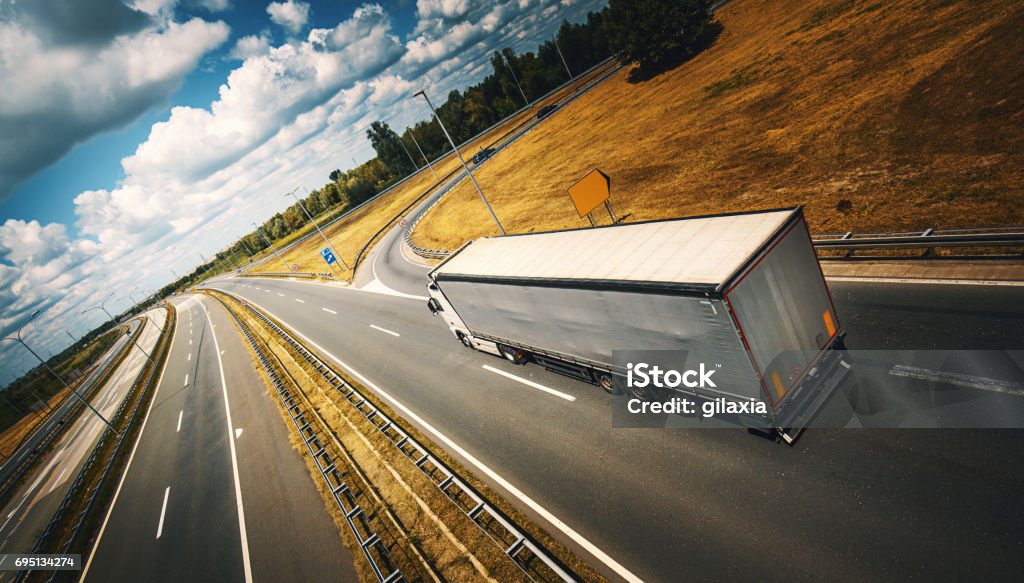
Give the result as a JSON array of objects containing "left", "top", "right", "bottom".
[
  {"left": 411, "top": 0, "right": 1024, "bottom": 251},
  {"left": 248, "top": 61, "right": 617, "bottom": 277}
]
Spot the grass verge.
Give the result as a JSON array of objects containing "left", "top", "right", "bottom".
[{"left": 212, "top": 290, "right": 606, "bottom": 582}]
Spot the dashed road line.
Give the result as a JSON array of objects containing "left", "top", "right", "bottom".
[
  {"left": 482, "top": 365, "right": 577, "bottom": 402},
  {"left": 369, "top": 324, "right": 400, "bottom": 337}
]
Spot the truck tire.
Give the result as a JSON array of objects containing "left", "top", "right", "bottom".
[
  {"left": 498, "top": 345, "right": 527, "bottom": 365},
  {"left": 457, "top": 332, "right": 473, "bottom": 349},
  {"left": 596, "top": 372, "right": 620, "bottom": 395}
]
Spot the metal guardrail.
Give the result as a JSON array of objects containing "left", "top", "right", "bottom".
[
  {"left": 224, "top": 291, "right": 579, "bottom": 583},
  {"left": 211, "top": 294, "right": 404, "bottom": 583},
  {"left": 812, "top": 226, "right": 1024, "bottom": 257}
]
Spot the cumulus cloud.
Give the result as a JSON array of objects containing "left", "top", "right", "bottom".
[
  {"left": 267, "top": 0, "right": 311, "bottom": 34},
  {"left": 122, "top": 3, "right": 403, "bottom": 184},
  {"left": 228, "top": 32, "right": 271, "bottom": 60},
  {"left": 1, "top": 0, "right": 606, "bottom": 378},
  {"left": 0, "top": 4, "right": 229, "bottom": 199}
]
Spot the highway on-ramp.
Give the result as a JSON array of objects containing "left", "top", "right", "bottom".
[
  {"left": 83, "top": 294, "right": 357, "bottom": 582},
  {"left": 206, "top": 272, "right": 1024, "bottom": 582}
]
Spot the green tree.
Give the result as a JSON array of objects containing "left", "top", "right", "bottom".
[
  {"left": 604, "top": 0, "right": 712, "bottom": 70},
  {"left": 366, "top": 121, "right": 414, "bottom": 178}
]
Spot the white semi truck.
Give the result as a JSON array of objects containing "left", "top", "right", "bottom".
[{"left": 426, "top": 207, "right": 850, "bottom": 438}]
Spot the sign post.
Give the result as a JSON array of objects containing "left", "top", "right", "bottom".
[{"left": 567, "top": 168, "right": 618, "bottom": 226}]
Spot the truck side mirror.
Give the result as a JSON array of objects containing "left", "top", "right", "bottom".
[{"left": 427, "top": 298, "right": 442, "bottom": 315}]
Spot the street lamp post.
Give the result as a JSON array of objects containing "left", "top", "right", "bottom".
[
  {"left": 503, "top": 58, "right": 530, "bottom": 108},
  {"left": 554, "top": 40, "right": 573, "bottom": 80},
  {"left": 413, "top": 90, "right": 506, "bottom": 236},
  {"left": 396, "top": 136, "right": 420, "bottom": 172},
  {"left": 285, "top": 188, "right": 351, "bottom": 272},
  {"left": 408, "top": 129, "right": 439, "bottom": 181},
  {"left": 83, "top": 293, "right": 152, "bottom": 363},
  {"left": 2, "top": 310, "right": 118, "bottom": 433},
  {"left": 253, "top": 223, "right": 291, "bottom": 273}
]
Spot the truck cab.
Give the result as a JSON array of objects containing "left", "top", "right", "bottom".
[{"left": 426, "top": 282, "right": 500, "bottom": 356}]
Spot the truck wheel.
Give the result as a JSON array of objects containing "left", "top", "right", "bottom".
[
  {"left": 457, "top": 332, "right": 473, "bottom": 349},
  {"left": 498, "top": 345, "right": 527, "bottom": 364},
  {"left": 596, "top": 372, "right": 620, "bottom": 395}
]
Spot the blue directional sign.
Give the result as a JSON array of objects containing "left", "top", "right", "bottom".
[{"left": 320, "top": 247, "right": 337, "bottom": 265}]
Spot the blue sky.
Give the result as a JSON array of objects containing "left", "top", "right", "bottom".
[{"left": 0, "top": 0, "right": 605, "bottom": 380}]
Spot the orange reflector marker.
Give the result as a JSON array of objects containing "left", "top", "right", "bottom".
[
  {"left": 823, "top": 310, "right": 836, "bottom": 337},
  {"left": 770, "top": 371, "right": 786, "bottom": 400}
]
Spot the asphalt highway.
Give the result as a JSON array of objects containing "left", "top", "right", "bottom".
[
  {"left": 206, "top": 273, "right": 1024, "bottom": 582},
  {"left": 84, "top": 294, "right": 356, "bottom": 582},
  {"left": 0, "top": 310, "right": 165, "bottom": 566},
  {"left": 0, "top": 322, "right": 135, "bottom": 484}
]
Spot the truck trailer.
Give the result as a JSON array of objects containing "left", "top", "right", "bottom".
[{"left": 426, "top": 207, "right": 850, "bottom": 440}]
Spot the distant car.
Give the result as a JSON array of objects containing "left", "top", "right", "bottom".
[
  {"left": 471, "top": 147, "right": 495, "bottom": 164},
  {"left": 536, "top": 104, "right": 559, "bottom": 119}
]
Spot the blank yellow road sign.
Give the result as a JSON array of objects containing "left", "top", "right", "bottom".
[{"left": 567, "top": 169, "right": 611, "bottom": 218}]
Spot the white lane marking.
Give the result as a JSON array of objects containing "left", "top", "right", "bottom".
[
  {"left": 189, "top": 339, "right": 192, "bottom": 345},
  {"left": 277, "top": 293, "right": 285, "bottom": 297},
  {"left": 369, "top": 324, "right": 400, "bottom": 337},
  {"left": 322, "top": 307, "right": 337, "bottom": 315},
  {"left": 826, "top": 276, "right": 1024, "bottom": 287},
  {"left": 889, "top": 364, "right": 1024, "bottom": 396},
  {"left": 47, "top": 468, "right": 68, "bottom": 494},
  {"left": 176, "top": 410, "right": 183, "bottom": 432},
  {"left": 221, "top": 350, "right": 225, "bottom": 355},
  {"left": 235, "top": 428, "right": 243, "bottom": 439},
  {"left": 239, "top": 298, "right": 642, "bottom": 583},
  {"left": 482, "top": 365, "right": 577, "bottom": 402},
  {"left": 183, "top": 374, "right": 189, "bottom": 387},
  {"left": 187, "top": 352, "right": 191, "bottom": 361},
  {"left": 295, "top": 298, "right": 305, "bottom": 303},
  {"left": 200, "top": 301, "right": 254, "bottom": 583},
  {"left": 156, "top": 487, "right": 170, "bottom": 539}
]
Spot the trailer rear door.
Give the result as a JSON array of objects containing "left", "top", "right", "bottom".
[{"left": 724, "top": 218, "right": 840, "bottom": 408}]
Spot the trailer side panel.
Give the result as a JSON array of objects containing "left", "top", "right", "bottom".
[{"left": 439, "top": 279, "right": 764, "bottom": 399}]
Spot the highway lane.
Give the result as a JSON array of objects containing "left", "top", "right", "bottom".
[
  {"left": 85, "top": 295, "right": 357, "bottom": 582},
  {"left": 208, "top": 275, "right": 1024, "bottom": 582},
  {"left": 0, "top": 310, "right": 166, "bottom": 565},
  {"left": 0, "top": 321, "right": 137, "bottom": 482}
]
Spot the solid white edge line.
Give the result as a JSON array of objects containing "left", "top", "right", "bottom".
[
  {"left": 200, "top": 298, "right": 254, "bottom": 583},
  {"left": 826, "top": 275, "right": 1024, "bottom": 287},
  {"left": 482, "top": 365, "right": 576, "bottom": 402},
  {"left": 156, "top": 487, "right": 170, "bottom": 539},
  {"left": 176, "top": 410, "right": 183, "bottom": 433},
  {"left": 82, "top": 296, "right": 187, "bottom": 580},
  {"left": 322, "top": 307, "right": 337, "bottom": 314},
  {"left": 369, "top": 324, "right": 401, "bottom": 337},
  {"left": 239, "top": 296, "right": 643, "bottom": 583}
]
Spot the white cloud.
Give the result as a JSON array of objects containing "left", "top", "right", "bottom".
[
  {"left": 122, "top": 3, "right": 403, "bottom": 185},
  {"left": 0, "top": 0, "right": 608, "bottom": 379},
  {"left": 0, "top": 11, "right": 229, "bottom": 198},
  {"left": 229, "top": 32, "right": 272, "bottom": 60},
  {"left": 267, "top": 0, "right": 311, "bottom": 34},
  {"left": 198, "top": 0, "right": 233, "bottom": 11}
]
